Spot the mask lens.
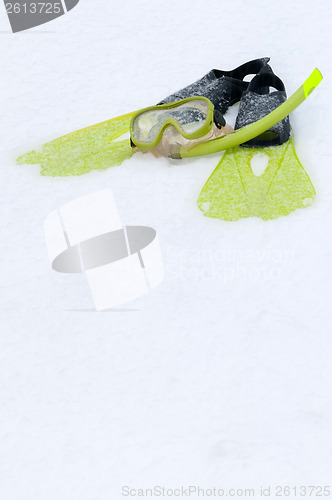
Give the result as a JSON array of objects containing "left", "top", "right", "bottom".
[{"left": 132, "top": 99, "right": 210, "bottom": 145}]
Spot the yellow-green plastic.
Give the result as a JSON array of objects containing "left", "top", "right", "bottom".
[
  {"left": 130, "top": 96, "right": 215, "bottom": 151},
  {"left": 198, "top": 139, "right": 316, "bottom": 221},
  {"left": 17, "top": 111, "right": 136, "bottom": 176},
  {"left": 182, "top": 68, "right": 323, "bottom": 158}
]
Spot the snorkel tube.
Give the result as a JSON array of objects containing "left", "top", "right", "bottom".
[{"left": 179, "top": 68, "right": 323, "bottom": 159}]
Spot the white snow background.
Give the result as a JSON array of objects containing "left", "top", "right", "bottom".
[{"left": 1, "top": 0, "right": 332, "bottom": 498}]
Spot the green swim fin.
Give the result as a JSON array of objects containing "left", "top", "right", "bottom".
[
  {"left": 198, "top": 139, "right": 315, "bottom": 221},
  {"left": 17, "top": 111, "right": 134, "bottom": 176},
  {"left": 198, "top": 70, "right": 317, "bottom": 221}
]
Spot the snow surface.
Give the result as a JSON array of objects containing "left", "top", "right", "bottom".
[{"left": 1, "top": 0, "right": 332, "bottom": 498}]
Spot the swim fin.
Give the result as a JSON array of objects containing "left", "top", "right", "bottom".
[
  {"left": 197, "top": 70, "right": 317, "bottom": 221},
  {"left": 17, "top": 111, "right": 135, "bottom": 176}
]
